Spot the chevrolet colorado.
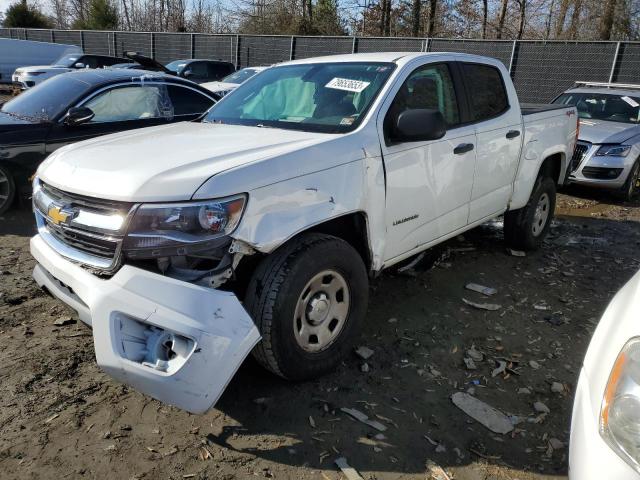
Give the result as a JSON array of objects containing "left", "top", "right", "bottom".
[{"left": 30, "top": 52, "right": 578, "bottom": 413}]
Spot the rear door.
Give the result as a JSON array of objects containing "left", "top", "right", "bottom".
[
  {"left": 379, "top": 61, "right": 477, "bottom": 262},
  {"left": 459, "top": 62, "right": 523, "bottom": 224}
]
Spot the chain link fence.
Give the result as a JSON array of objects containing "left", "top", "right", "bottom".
[{"left": 1, "top": 27, "right": 638, "bottom": 102}]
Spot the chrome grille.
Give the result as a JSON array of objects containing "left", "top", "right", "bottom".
[
  {"left": 33, "top": 180, "right": 135, "bottom": 272},
  {"left": 571, "top": 141, "right": 591, "bottom": 172}
]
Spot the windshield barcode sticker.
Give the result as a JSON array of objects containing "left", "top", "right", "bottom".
[{"left": 325, "top": 77, "right": 370, "bottom": 93}]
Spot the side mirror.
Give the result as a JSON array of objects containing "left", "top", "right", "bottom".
[
  {"left": 74, "top": 62, "right": 86, "bottom": 69},
  {"left": 64, "top": 107, "right": 94, "bottom": 126},
  {"left": 182, "top": 69, "right": 193, "bottom": 78},
  {"left": 392, "top": 108, "right": 447, "bottom": 143}
]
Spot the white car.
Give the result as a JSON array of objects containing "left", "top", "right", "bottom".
[
  {"left": 570, "top": 268, "right": 640, "bottom": 479},
  {"left": 30, "top": 52, "right": 578, "bottom": 414},
  {"left": 12, "top": 53, "right": 130, "bottom": 89},
  {"left": 201, "top": 66, "right": 269, "bottom": 96}
]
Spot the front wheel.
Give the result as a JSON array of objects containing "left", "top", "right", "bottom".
[
  {"left": 620, "top": 160, "right": 640, "bottom": 201},
  {"left": 0, "top": 165, "right": 16, "bottom": 215},
  {"left": 246, "top": 233, "right": 369, "bottom": 380},
  {"left": 504, "top": 175, "right": 556, "bottom": 250}
]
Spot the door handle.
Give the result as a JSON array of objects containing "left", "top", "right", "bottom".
[
  {"left": 453, "top": 143, "right": 474, "bottom": 155},
  {"left": 506, "top": 130, "right": 521, "bottom": 139}
]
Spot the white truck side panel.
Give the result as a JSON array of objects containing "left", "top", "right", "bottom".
[{"left": 509, "top": 109, "right": 577, "bottom": 210}]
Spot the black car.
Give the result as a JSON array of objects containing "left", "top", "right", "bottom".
[
  {"left": 125, "top": 53, "right": 236, "bottom": 84},
  {"left": 0, "top": 68, "right": 217, "bottom": 214}
]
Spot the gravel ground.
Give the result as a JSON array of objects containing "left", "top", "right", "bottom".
[{"left": 0, "top": 187, "right": 639, "bottom": 480}]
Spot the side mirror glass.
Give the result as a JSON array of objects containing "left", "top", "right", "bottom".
[
  {"left": 64, "top": 106, "right": 95, "bottom": 126},
  {"left": 392, "top": 108, "right": 447, "bottom": 143},
  {"left": 74, "top": 62, "right": 86, "bottom": 69}
]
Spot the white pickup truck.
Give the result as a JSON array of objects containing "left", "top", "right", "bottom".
[{"left": 30, "top": 52, "right": 578, "bottom": 413}]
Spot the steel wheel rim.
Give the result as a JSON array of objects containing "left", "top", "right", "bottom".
[
  {"left": 532, "top": 192, "right": 550, "bottom": 237},
  {"left": 293, "top": 269, "right": 350, "bottom": 353},
  {"left": 0, "top": 169, "right": 10, "bottom": 208}
]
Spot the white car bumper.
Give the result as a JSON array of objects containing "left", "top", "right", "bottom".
[
  {"left": 569, "top": 369, "right": 639, "bottom": 479},
  {"left": 31, "top": 234, "right": 260, "bottom": 414}
]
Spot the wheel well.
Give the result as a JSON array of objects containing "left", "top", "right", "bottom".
[
  {"left": 305, "top": 212, "right": 372, "bottom": 272},
  {"left": 538, "top": 153, "right": 563, "bottom": 185}
]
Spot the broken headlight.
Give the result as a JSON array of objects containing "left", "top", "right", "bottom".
[
  {"left": 123, "top": 194, "right": 246, "bottom": 259},
  {"left": 600, "top": 337, "right": 640, "bottom": 473}
]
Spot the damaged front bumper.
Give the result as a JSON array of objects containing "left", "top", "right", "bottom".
[{"left": 31, "top": 233, "right": 260, "bottom": 414}]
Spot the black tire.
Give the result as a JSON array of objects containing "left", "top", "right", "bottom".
[
  {"left": 504, "top": 175, "right": 556, "bottom": 251},
  {"left": 245, "top": 233, "right": 369, "bottom": 381},
  {"left": 620, "top": 160, "right": 640, "bottom": 202},
  {"left": 0, "top": 165, "right": 16, "bottom": 216}
]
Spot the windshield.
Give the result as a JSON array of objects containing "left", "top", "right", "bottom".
[
  {"left": 1, "top": 74, "right": 90, "bottom": 122},
  {"left": 53, "top": 54, "right": 82, "bottom": 67},
  {"left": 204, "top": 62, "right": 395, "bottom": 133},
  {"left": 221, "top": 68, "right": 262, "bottom": 84},
  {"left": 554, "top": 92, "right": 640, "bottom": 124},
  {"left": 165, "top": 60, "right": 188, "bottom": 73}
]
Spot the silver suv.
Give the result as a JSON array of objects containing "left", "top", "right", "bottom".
[{"left": 553, "top": 82, "right": 640, "bottom": 200}]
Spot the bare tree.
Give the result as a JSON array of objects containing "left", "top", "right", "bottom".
[
  {"left": 599, "top": 0, "right": 617, "bottom": 39},
  {"left": 516, "top": 0, "right": 526, "bottom": 38},
  {"left": 554, "top": 0, "right": 569, "bottom": 37},
  {"left": 426, "top": 0, "right": 436, "bottom": 36},
  {"left": 411, "top": 0, "right": 420, "bottom": 36},
  {"left": 544, "top": 0, "right": 555, "bottom": 38},
  {"left": 567, "top": 0, "right": 582, "bottom": 39},
  {"left": 481, "top": 0, "right": 488, "bottom": 38},
  {"left": 496, "top": 0, "right": 508, "bottom": 39}
]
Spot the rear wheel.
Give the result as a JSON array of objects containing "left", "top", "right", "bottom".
[
  {"left": 246, "top": 233, "right": 368, "bottom": 380},
  {"left": 620, "top": 160, "right": 640, "bottom": 202},
  {"left": 504, "top": 175, "right": 556, "bottom": 250},
  {"left": 0, "top": 165, "right": 16, "bottom": 215}
]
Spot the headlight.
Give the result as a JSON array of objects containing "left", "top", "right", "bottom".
[
  {"left": 600, "top": 337, "right": 640, "bottom": 472},
  {"left": 596, "top": 145, "right": 631, "bottom": 157},
  {"left": 123, "top": 194, "right": 246, "bottom": 258}
]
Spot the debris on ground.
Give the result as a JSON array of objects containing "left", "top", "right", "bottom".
[
  {"left": 465, "top": 283, "right": 497, "bottom": 296},
  {"left": 340, "top": 407, "right": 387, "bottom": 432},
  {"left": 451, "top": 392, "right": 514, "bottom": 434},
  {"left": 551, "top": 381, "right": 565, "bottom": 393},
  {"left": 354, "top": 346, "right": 374, "bottom": 360},
  {"left": 508, "top": 249, "right": 526, "bottom": 257},
  {"left": 533, "top": 401, "right": 551, "bottom": 414},
  {"left": 466, "top": 346, "right": 484, "bottom": 362},
  {"left": 53, "top": 316, "right": 76, "bottom": 326},
  {"left": 334, "top": 457, "right": 364, "bottom": 480},
  {"left": 426, "top": 459, "right": 452, "bottom": 480},
  {"left": 462, "top": 298, "right": 502, "bottom": 311}
]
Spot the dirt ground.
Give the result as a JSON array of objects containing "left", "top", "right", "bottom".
[{"left": 1, "top": 187, "right": 639, "bottom": 480}]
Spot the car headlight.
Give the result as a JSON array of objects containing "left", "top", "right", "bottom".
[
  {"left": 122, "top": 194, "right": 246, "bottom": 258},
  {"left": 596, "top": 145, "right": 631, "bottom": 157},
  {"left": 600, "top": 337, "right": 640, "bottom": 472}
]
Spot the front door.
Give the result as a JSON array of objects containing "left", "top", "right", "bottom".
[
  {"left": 379, "top": 62, "right": 476, "bottom": 262},
  {"left": 45, "top": 84, "right": 176, "bottom": 155}
]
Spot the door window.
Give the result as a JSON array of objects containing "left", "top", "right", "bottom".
[
  {"left": 81, "top": 56, "right": 99, "bottom": 68},
  {"left": 460, "top": 63, "right": 509, "bottom": 122},
  {"left": 83, "top": 85, "right": 174, "bottom": 123},
  {"left": 167, "top": 85, "right": 214, "bottom": 115},
  {"left": 186, "top": 62, "right": 209, "bottom": 79}
]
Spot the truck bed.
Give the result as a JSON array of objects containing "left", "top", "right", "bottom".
[{"left": 521, "top": 103, "right": 569, "bottom": 115}]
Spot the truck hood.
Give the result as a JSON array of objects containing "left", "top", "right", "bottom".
[
  {"left": 38, "top": 122, "right": 333, "bottom": 202},
  {"left": 578, "top": 119, "right": 640, "bottom": 144},
  {"left": 14, "top": 65, "right": 72, "bottom": 74}
]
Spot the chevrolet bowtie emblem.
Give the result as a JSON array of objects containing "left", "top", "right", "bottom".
[{"left": 48, "top": 206, "right": 70, "bottom": 225}]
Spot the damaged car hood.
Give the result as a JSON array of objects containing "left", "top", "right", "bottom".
[
  {"left": 578, "top": 119, "right": 640, "bottom": 144},
  {"left": 37, "top": 122, "right": 334, "bottom": 202}
]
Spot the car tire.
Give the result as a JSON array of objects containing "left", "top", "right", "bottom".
[
  {"left": 620, "top": 159, "right": 640, "bottom": 202},
  {"left": 0, "top": 165, "right": 16, "bottom": 215},
  {"left": 504, "top": 175, "right": 556, "bottom": 251},
  {"left": 246, "top": 233, "right": 369, "bottom": 381}
]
